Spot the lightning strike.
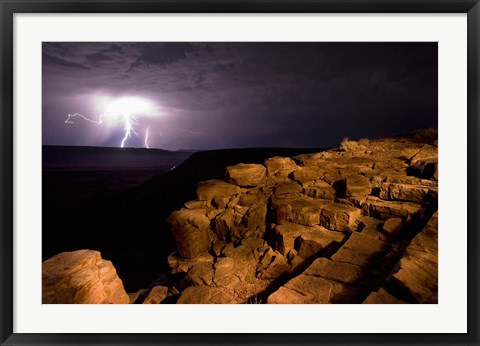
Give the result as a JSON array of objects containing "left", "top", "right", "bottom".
[
  {"left": 144, "top": 126, "right": 150, "bottom": 149},
  {"left": 65, "top": 97, "right": 158, "bottom": 148}
]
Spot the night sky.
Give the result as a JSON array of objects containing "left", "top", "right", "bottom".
[{"left": 42, "top": 42, "right": 437, "bottom": 150}]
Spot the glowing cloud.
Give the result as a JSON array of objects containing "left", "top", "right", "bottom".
[{"left": 65, "top": 96, "right": 160, "bottom": 148}]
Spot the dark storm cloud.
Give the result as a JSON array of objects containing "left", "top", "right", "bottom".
[
  {"left": 42, "top": 42, "right": 437, "bottom": 150},
  {"left": 43, "top": 53, "right": 90, "bottom": 70},
  {"left": 129, "top": 43, "right": 193, "bottom": 70},
  {"left": 86, "top": 53, "right": 114, "bottom": 64}
]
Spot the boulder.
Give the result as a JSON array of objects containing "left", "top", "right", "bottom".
[
  {"left": 177, "top": 286, "right": 237, "bottom": 304},
  {"left": 143, "top": 286, "right": 169, "bottom": 304},
  {"left": 264, "top": 156, "right": 299, "bottom": 178},
  {"left": 167, "top": 209, "right": 211, "bottom": 259},
  {"left": 226, "top": 163, "right": 266, "bottom": 187},
  {"left": 42, "top": 250, "right": 129, "bottom": 304},
  {"left": 197, "top": 179, "right": 240, "bottom": 201}
]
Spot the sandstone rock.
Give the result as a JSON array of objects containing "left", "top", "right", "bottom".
[
  {"left": 238, "top": 191, "right": 265, "bottom": 207},
  {"left": 292, "top": 167, "right": 323, "bottom": 183},
  {"left": 267, "top": 274, "right": 333, "bottom": 304},
  {"left": 303, "top": 180, "right": 336, "bottom": 200},
  {"left": 212, "top": 196, "right": 231, "bottom": 209},
  {"left": 226, "top": 163, "right": 266, "bottom": 187},
  {"left": 185, "top": 264, "right": 214, "bottom": 286},
  {"left": 296, "top": 229, "right": 346, "bottom": 259},
  {"left": 361, "top": 196, "right": 426, "bottom": 220},
  {"left": 184, "top": 200, "right": 209, "bottom": 209},
  {"left": 241, "top": 237, "right": 267, "bottom": 251},
  {"left": 212, "top": 209, "right": 235, "bottom": 241},
  {"left": 320, "top": 203, "right": 361, "bottom": 231},
  {"left": 304, "top": 258, "right": 369, "bottom": 286},
  {"left": 382, "top": 217, "right": 404, "bottom": 236},
  {"left": 143, "top": 286, "right": 169, "bottom": 304},
  {"left": 256, "top": 251, "right": 291, "bottom": 280},
  {"left": 241, "top": 201, "right": 268, "bottom": 239},
  {"left": 42, "top": 250, "right": 129, "bottom": 304},
  {"left": 379, "top": 183, "right": 437, "bottom": 204},
  {"left": 354, "top": 216, "right": 387, "bottom": 241},
  {"left": 272, "top": 196, "right": 331, "bottom": 226},
  {"left": 331, "top": 232, "right": 388, "bottom": 267},
  {"left": 294, "top": 152, "right": 328, "bottom": 167},
  {"left": 273, "top": 222, "right": 343, "bottom": 256},
  {"left": 167, "top": 252, "right": 214, "bottom": 274},
  {"left": 197, "top": 179, "right": 240, "bottom": 200},
  {"left": 177, "top": 286, "right": 237, "bottom": 304},
  {"left": 362, "top": 288, "right": 406, "bottom": 304},
  {"left": 128, "top": 289, "right": 146, "bottom": 304},
  {"left": 390, "top": 211, "right": 438, "bottom": 303},
  {"left": 264, "top": 156, "right": 299, "bottom": 178},
  {"left": 345, "top": 175, "right": 372, "bottom": 197},
  {"left": 167, "top": 209, "right": 211, "bottom": 259},
  {"left": 274, "top": 181, "right": 303, "bottom": 196}
]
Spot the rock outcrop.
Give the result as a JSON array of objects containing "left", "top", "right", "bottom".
[
  {"left": 42, "top": 250, "right": 129, "bottom": 304},
  {"left": 165, "top": 132, "right": 438, "bottom": 304}
]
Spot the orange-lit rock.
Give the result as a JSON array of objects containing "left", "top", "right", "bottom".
[{"left": 42, "top": 250, "right": 129, "bottom": 304}]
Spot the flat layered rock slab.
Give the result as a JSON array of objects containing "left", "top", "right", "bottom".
[
  {"left": 331, "top": 232, "right": 389, "bottom": 267},
  {"left": 267, "top": 258, "right": 368, "bottom": 304},
  {"left": 267, "top": 274, "right": 333, "bottom": 304},
  {"left": 345, "top": 175, "right": 372, "bottom": 198},
  {"left": 379, "top": 182, "right": 438, "bottom": 204},
  {"left": 303, "top": 180, "right": 336, "bottom": 200},
  {"left": 320, "top": 203, "right": 361, "bottom": 231},
  {"left": 177, "top": 286, "right": 237, "bottom": 304},
  {"left": 272, "top": 196, "right": 332, "bottom": 226},
  {"left": 361, "top": 196, "right": 426, "bottom": 220},
  {"left": 273, "top": 222, "right": 345, "bottom": 256},
  {"left": 304, "top": 258, "right": 370, "bottom": 286}
]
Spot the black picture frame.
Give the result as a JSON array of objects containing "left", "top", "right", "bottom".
[{"left": 1, "top": 1, "right": 479, "bottom": 345}]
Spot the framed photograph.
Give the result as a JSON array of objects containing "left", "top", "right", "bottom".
[{"left": 1, "top": 0, "right": 479, "bottom": 345}]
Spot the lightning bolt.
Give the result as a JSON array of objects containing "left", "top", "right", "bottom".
[
  {"left": 65, "top": 97, "right": 157, "bottom": 148},
  {"left": 144, "top": 126, "right": 150, "bottom": 149},
  {"left": 65, "top": 113, "right": 103, "bottom": 124},
  {"left": 120, "top": 115, "right": 139, "bottom": 148}
]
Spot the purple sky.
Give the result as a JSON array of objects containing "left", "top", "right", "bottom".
[{"left": 42, "top": 42, "right": 437, "bottom": 150}]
